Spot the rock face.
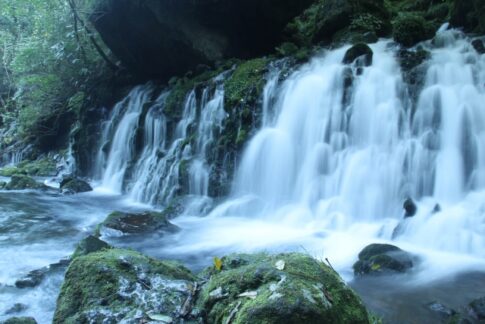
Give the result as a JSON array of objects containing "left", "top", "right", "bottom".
[
  {"left": 95, "top": 211, "right": 179, "bottom": 237},
  {"left": 353, "top": 244, "right": 415, "bottom": 276},
  {"left": 59, "top": 177, "right": 93, "bottom": 194},
  {"left": 54, "top": 249, "right": 197, "bottom": 323},
  {"left": 89, "top": 0, "right": 314, "bottom": 80},
  {"left": 197, "top": 253, "right": 370, "bottom": 324},
  {"left": 72, "top": 235, "right": 111, "bottom": 259}
]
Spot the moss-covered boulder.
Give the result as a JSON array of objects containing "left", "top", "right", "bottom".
[
  {"left": 392, "top": 14, "right": 434, "bottom": 47},
  {"left": 59, "top": 177, "right": 93, "bottom": 194},
  {"left": 342, "top": 43, "right": 373, "bottom": 66},
  {"left": 353, "top": 244, "right": 415, "bottom": 276},
  {"left": 0, "top": 158, "right": 57, "bottom": 177},
  {"left": 5, "top": 175, "right": 46, "bottom": 190},
  {"left": 54, "top": 249, "right": 197, "bottom": 323},
  {"left": 1, "top": 317, "right": 37, "bottom": 324},
  {"left": 72, "top": 235, "right": 112, "bottom": 259},
  {"left": 95, "top": 211, "right": 179, "bottom": 237},
  {"left": 197, "top": 253, "right": 370, "bottom": 324},
  {"left": 286, "top": 0, "right": 391, "bottom": 46}
]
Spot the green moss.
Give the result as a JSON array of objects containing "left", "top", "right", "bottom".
[
  {"left": 392, "top": 13, "right": 434, "bottom": 46},
  {"left": 5, "top": 175, "right": 45, "bottom": 190},
  {"left": 3, "top": 317, "right": 37, "bottom": 324},
  {"left": 197, "top": 253, "right": 369, "bottom": 324},
  {"left": 224, "top": 58, "right": 269, "bottom": 111},
  {"left": 0, "top": 157, "right": 57, "bottom": 177},
  {"left": 0, "top": 166, "right": 23, "bottom": 177},
  {"left": 54, "top": 249, "right": 195, "bottom": 323}
]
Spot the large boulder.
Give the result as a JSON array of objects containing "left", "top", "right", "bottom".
[
  {"left": 197, "top": 253, "right": 370, "bottom": 324},
  {"left": 59, "top": 177, "right": 93, "bottom": 194},
  {"left": 95, "top": 210, "right": 179, "bottom": 237},
  {"left": 353, "top": 244, "right": 415, "bottom": 276},
  {"left": 53, "top": 249, "right": 197, "bottom": 323},
  {"left": 89, "top": 0, "right": 314, "bottom": 80},
  {"left": 5, "top": 175, "right": 45, "bottom": 190}
]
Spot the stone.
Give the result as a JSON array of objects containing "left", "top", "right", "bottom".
[
  {"left": 1, "top": 318, "right": 37, "bottom": 324},
  {"left": 5, "top": 175, "right": 45, "bottom": 191},
  {"left": 95, "top": 211, "right": 179, "bottom": 237},
  {"left": 53, "top": 249, "right": 197, "bottom": 323},
  {"left": 472, "top": 39, "right": 485, "bottom": 55},
  {"left": 72, "top": 235, "right": 111, "bottom": 259},
  {"left": 342, "top": 43, "right": 373, "bottom": 66},
  {"left": 197, "top": 253, "right": 370, "bottom": 324},
  {"left": 353, "top": 243, "right": 415, "bottom": 276},
  {"left": 14, "top": 259, "right": 70, "bottom": 289},
  {"left": 4, "top": 304, "right": 28, "bottom": 315},
  {"left": 60, "top": 177, "right": 93, "bottom": 194},
  {"left": 403, "top": 198, "right": 417, "bottom": 218},
  {"left": 426, "top": 301, "right": 456, "bottom": 318},
  {"left": 469, "top": 296, "right": 485, "bottom": 320}
]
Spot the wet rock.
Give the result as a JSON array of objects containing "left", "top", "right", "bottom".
[
  {"left": 72, "top": 235, "right": 111, "bottom": 259},
  {"left": 426, "top": 301, "right": 456, "bottom": 318},
  {"left": 4, "top": 304, "right": 28, "bottom": 315},
  {"left": 353, "top": 243, "right": 415, "bottom": 276},
  {"left": 197, "top": 253, "right": 370, "bottom": 324},
  {"left": 59, "top": 177, "right": 92, "bottom": 194},
  {"left": 469, "top": 296, "right": 485, "bottom": 320},
  {"left": 54, "top": 249, "right": 197, "bottom": 323},
  {"left": 403, "top": 198, "right": 417, "bottom": 218},
  {"left": 1, "top": 317, "right": 37, "bottom": 324},
  {"left": 5, "top": 175, "right": 45, "bottom": 191},
  {"left": 472, "top": 39, "right": 485, "bottom": 54},
  {"left": 95, "top": 211, "right": 179, "bottom": 237},
  {"left": 343, "top": 43, "right": 373, "bottom": 66},
  {"left": 0, "top": 181, "right": 6, "bottom": 189},
  {"left": 15, "top": 259, "right": 70, "bottom": 289},
  {"left": 392, "top": 14, "right": 434, "bottom": 47},
  {"left": 432, "top": 204, "right": 441, "bottom": 214}
]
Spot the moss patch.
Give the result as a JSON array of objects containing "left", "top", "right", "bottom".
[{"left": 197, "top": 253, "right": 369, "bottom": 324}]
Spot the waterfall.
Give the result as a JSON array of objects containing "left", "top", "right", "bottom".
[
  {"left": 96, "top": 75, "right": 227, "bottom": 205},
  {"left": 95, "top": 27, "right": 485, "bottom": 267}
]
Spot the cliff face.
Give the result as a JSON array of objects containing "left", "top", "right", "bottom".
[{"left": 89, "top": 0, "right": 314, "bottom": 80}]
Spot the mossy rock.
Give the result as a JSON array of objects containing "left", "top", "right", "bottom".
[
  {"left": 0, "top": 158, "right": 57, "bottom": 177},
  {"left": 224, "top": 58, "right": 270, "bottom": 110},
  {"left": 1, "top": 317, "right": 37, "bottom": 324},
  {"left": 392, "top": 13, "right": 434, "bottom": 47},
  {"left": 343, "top": 43, "right": 373, "bottom": 66},
  {"left": 60, "top": 177, "right": 93, "bottom": 194},
  {"left": 353, "top": 244, "right": 415, "bottom": 276},
  {"left": 472, "top": 39, "right": 485, "bottom": 55},
  {"left": 95, "top": 211, "right": 179, "bottom": 237},
  {"left": 197, "top": 253, "right": 370, "bottom": 324},
  {"left": 54, "top": 249, "right": 196, "bottom": 323},
  {"left": 5, "top": 175, "right": 46, "bottom": 190},
  {"left": 0, "top": 166, "right": 23, "bottom": 177},
  {"left": 469, "top": 296, "right": 485, "bottom": 320},
  {"left": 72, "top": 235, "right": 112, "bottom": 259}
]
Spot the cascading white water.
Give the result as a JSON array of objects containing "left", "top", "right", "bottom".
[
  {"left": 165, "top": 27, "right": 485, "bottom": 278},
  {"left": 97, "top": 86, "right": 152, "bottom": 193},
  {"left": 97, "top": 75, "right": 227, "bottom": 205}
]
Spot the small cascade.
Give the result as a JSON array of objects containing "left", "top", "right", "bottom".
[
  {"left": 96, "top": 86, "right": 153, "bottom": 193},
  {"left": 96, "top": 75, "right": 227, "bottom": 205}
]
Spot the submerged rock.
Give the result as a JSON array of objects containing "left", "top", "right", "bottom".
[
  {"left": 5, "top": 175, "right": 45, "bottom": 191},
  {"left": 95, "top": 211, "right": 179, "bottom": 237},
  {"left": 15, "top": 259, "right": 70, "bottom": 289},
  {"left": 1, "top": 317, "right": 37, "bottom": 324},
  {"left": 59, "top": 177, "right": 92, "bottom": 194},
  {"left": 4, "top": 304, "right": 28, "bottom": 315},
  {"left": 72, "top": 235, "right": 111, "bottom": 259},
  {"left": 403, "top": 198, "right": 417, "bottom": 218},
  {"left": 197, "top": 253, "right": 370, "bottom": 324},
  {"left": 426, "top": 301, "right": 456, "bottom": 318},
  {"left": 54, "top": 249, "right": 197, "bottom": 323},
  {"left": 343, "top": 43, "right": 373, "bottom": 66},
  {"left": 472, "top": 39, "right": 485, "bottom": 54},
  {"left": 353, "top": 244, "right": 415, "bottom": 276}
]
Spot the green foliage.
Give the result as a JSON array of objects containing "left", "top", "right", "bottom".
[
  {"left": 392, "top": 13, "right": 434, "bottom": 46},
  {"left": 0, "top": 0, "right": 113, "bottom": 144}
]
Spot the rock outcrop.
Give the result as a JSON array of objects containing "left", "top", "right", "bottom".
[{"left": 89, "top": 0, "right": 314, "bottom": 80}]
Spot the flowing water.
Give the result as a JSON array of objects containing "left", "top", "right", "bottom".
[{"left": 1, "top": 26, "right": 485, "bottom": 323}]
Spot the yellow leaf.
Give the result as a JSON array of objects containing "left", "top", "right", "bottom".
[{"left": 213, "top": 257, "right": 223, "bottom": 271}]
